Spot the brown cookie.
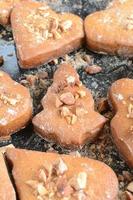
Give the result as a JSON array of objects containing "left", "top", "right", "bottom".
[
  {"left": 0, "top": 71, "right": 32, "bottom": 139},
  {"left": 108, "top": 0, "right": 133, "bottom": 8},
  {"left": 84, "top": 2, "right": 133, "bottom": 57},
  {"left": 32, "top": 63, "right": 106, "bottom": 148},
  {"left": 0, "top": 0, "right": 26, "bottom": 25},
  {"left": 109, "top": 78, "right": 133, "bottom": 167},
  {"left": 5, "top": 148, "right": 119, "bottom": 200},
  {"left": 0, "top": 152, "right": 16, "bottom": 200},
  {"left": 11, "top": 1, "right": 84, "bottom": 69}
]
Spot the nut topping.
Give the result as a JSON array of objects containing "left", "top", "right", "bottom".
[
  {"left": 26, "top": 159, "right": 88, "bottom": 199},
  {"left": 127, "top": 104, "right": 133, "bottom": 118},
  {"left": 59, "top": 92, "right": 75, "bottom": 105},
  {"left": 60, "top": 106, "right": 72, "bottom": 117},
  {"left": 77, "top": 90, "right": 86, "bottom": 98},
  {"left": 60, "top": 20, "right": 72, "bottom": 31}
]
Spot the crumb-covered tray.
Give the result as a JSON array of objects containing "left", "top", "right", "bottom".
[{"left": 0, "top": 0, "right": 133, "bottom": 197}]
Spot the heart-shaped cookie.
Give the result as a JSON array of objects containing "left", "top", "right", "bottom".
[
  {"left": 32, "top": 63, "right": 106, "bottom": 148},
  {"left": 0, "top": 152, "right": 16, "bottom": 200},
  {"left": 0, "top": 0, "right": 27, "bottom": 25},
  {"left": 85, "top": 2, "right": 133, "bottom": 57},
  {"left": 109, "top": 78, "right": 133, "bottom": 167},
  {"left": 6, "top": 148, "right": 119, "bottom": 200},
  {"left": 0, "top": 71, "right": 32, "bottom": 139},
  {"left": 11, "top": 1, "right": 84, "bottom": 69}
]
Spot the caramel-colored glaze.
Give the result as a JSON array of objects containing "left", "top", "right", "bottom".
[
  {"left": 0, "top": 71, "right": 32, "bottom": 139},
  {"left": 84, "top": 3, "right": 133, "bottom": 57},
  {"left": 0, "top": 0, "right": 26, "bottom": 25},
  {"left": 32, "top": 63, "right": 106, "bottom": 148},
  {"left": 6, "top": 148, "right": 119, "bottom": 200},
  {"left": 11, "top": 1, "right": 84, "bottom": 69},
  {"left": 0, "top": 153, "right": 16, "bottom": 200},
  {"left": 109, "top": 78, "right": 133, "bottom": 167}
]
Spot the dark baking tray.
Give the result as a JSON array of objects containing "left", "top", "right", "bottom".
[{"left": 0, "top": 0, "right": 133, "bottom": 192}]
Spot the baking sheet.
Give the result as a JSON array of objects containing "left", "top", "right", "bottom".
[{"left": 0, "top": 0, "right": 133, "bottom": 193}]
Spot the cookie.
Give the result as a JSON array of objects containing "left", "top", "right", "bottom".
[
  {"left": 0, "top": 71, "right": 32, "bottom": 139},
  {"left": 84, "top": 1, "right": 133, "bottom": 57},
  {"left": 5, "top": 148, "right": 119, "bottom": 200},
  {"left": 11, "top": 1, "right": 84, "bottom": 69},
  {"left": 0, "top": 0, "right": 26, "bottom": 25},
  {"left": 108, "top": 0, "right": 133, "bottom": 8},
  {"left": 0, "top": 152, "right": 16, "bottom": 200},
  {"left": 109, "top": 78, "right": 133, "bottom": 167},
  {"left": 32, "top": 63, "right": 106, "bottom": 148}
]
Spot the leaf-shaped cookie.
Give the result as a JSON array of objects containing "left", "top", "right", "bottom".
[{"left": 11, "top": 1, "right": 84, "bottom": 69}]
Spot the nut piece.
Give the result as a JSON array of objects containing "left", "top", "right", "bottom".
[
  {"left": 60, "top": 106, "right": 71, "bottom": 117},
  {"left": 66, "top": 76, "right": 75, "bottom": 85},
  {"left": 77, "top": 172, "right": 87, "bottom": 190},
  {"left": 60, "top": 20, "right": 72, "bottom": 31},
  {"left": 77, "top": 90, "right": 86, "bottom": 98},
  {"left": 37, "top": 183, "right": 48, "bottom": 196},
  {"left": 127, "top": 104, "right": 133, "bottom": 118},
  {"left": 71, "top": 114, "right": 77, "bottom": 125},
  {"left": 127, "top": 182, "right": 133, "bottom": 193},
  {"left": 60, "top": 92, "right": 75, "bottom": 105},
  {"left": 39, "top": 169, "right": 47, "bottom": 183},
  {"left": 26, "top": 180, "right": 38, "bottom": 189},
  {"left": 85, "top": 65, "right": 102, "bottom": 75},
  {"left": 58, "top": 158, "right": 68, "bottom": 175}
]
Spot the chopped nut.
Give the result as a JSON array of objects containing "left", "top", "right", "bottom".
[
  {"left": 56, "top": 97, "right": 63, "bottom": 108},
  {"left": 77, "top": 90, "right": 86, "bottom": 98},
  {"left": 66, "top": 76, "right": 75, "bottom": 85},
  {"left": 127, "top": 104, "right": 133, "bottom": 118},
  {"left": 60, "top": 20, "right": 72, "bottom": 31},
  {"left": 71, "top": 114, "right": 77, "bottom": 125},
  {"left": 66, "top": 116, "right": 72, "bottom": 124},
  {"left": 82, "top": 55, "right": 92, "bottom": 65},
  {"left": 76, "top": 106, "right": 88, "bottom": 117},
  {"left": 61, "top": 106, "right": 71, "bottom": 117},
  {"left": 53, "top": 31, "right": 61, "bottom": 39},
  {"left": 127, "top": 182, "right": 133, "bottom": 193},
  {"left": 39, "top": 169, "right": 47, "bottom": 183},
  {"left": 58, "top": 158, "right": 68, "bottom": 175},
  {"left": 37, "top": 183, "right": 48, "bottom": 196},
  {"left": 49, "top": 18, "right": 59, "bottom": 33},
  {"left": 85, "top": 65, "right": 102, "bottom": 75},
  {"left": 59, "top": 92, "right": 75, "bottom": 105},
  {"left": 77, "top": 172, "right": 87, "bottom": 190}
]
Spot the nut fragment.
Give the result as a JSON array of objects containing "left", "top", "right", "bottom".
[
  {"left": 60, "top": 20, "right": 72, "bottom": 31},
  {"left": 127, "top": 182, "right": 133, "bottom": 193},
  {"left": 66, "top": 76, "right": 75, "bottom": 85},
  {"left": 60, "top": 92, "right": 75, "bottom": 105},
  {"left": 37, "top": 183, "right": 48, "bottom": 196},
  {"left": 26, "top": 180, "right": 38, "bottom": 189},
  {"left": 60, "top": 106, "right": 71, "bottom": 117},
  {"left": 77, "top": 90, "right": 86, "bottom": 98},
  {"left": 58, "top": 158, "right": 68, "bottom": 175},
  {"left": 85, "top": 65, "right": 102, "bottom": 75},
  {"left": 77, "top": 172, "right": 87, "bottom": 190},
  {"left": 71, "top": 114, "right": 77, "bottom": 125},
  {"left": 127, "top": 104, "right": 133, "bottom": 118},
  {"left": 39, "top": 169, "right": 47, "bottom": 183}
]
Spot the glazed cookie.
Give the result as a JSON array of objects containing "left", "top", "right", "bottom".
[
  {"left": 84, "top": 1, "right": 133, "bottom": 57},
  {"left": 6, "top": 148, "right": 119, "bottom": 200},
  {"left": 32, "top": 63, "right": 106, "bottom": 148},
  {"left": 109, "top": 78, "right": 133, "bottom": 167},
  {"left": 0, "top": 0, "right": 26, "bottom": 25},
  {"left": 0, "top": 152, "right": 16, "bottom": 200},
  {"left": 11, "top": 1, "right": 84, "bottom": 69},
  {"left": 0, "top": 71, "right": 32, "bottom": 139}
]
